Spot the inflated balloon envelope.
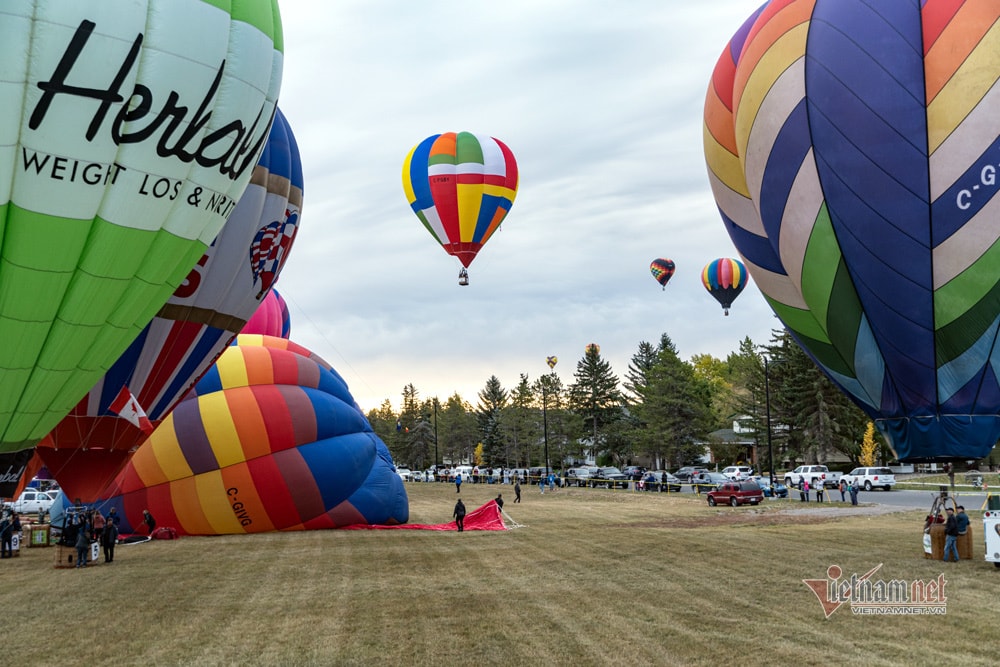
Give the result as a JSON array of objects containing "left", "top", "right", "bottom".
[
  {"left": 704, "top": 0, "right": 1000, "bottom": 461},
  {"left": 241, "top": 288, "right": 291, "bottom": 339},
  {"left": 37, "top": 108, "right": 301, "bottom": 502},
  {"left": 97, "top": 336, "right": 409, "bottom": 535},
  {"left": 0, "top": 1, "right": 284, "bottom": 491}
]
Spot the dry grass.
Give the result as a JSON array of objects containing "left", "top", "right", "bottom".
[{"left": 2, "top": 483, "right": 998, "bottom": 666}]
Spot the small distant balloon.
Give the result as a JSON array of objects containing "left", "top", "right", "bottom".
[
  {"left": 702, "top": 258, "right": 748, "bottom": 316},
  {"left": 650, "top": 258, "right": 676, "bottom": 289},
  {"left": 546, "top": 356, "right": 558, "bottom": 369},
  {"left": 585, "top": 344, "right": 600, "bottom": 356}
]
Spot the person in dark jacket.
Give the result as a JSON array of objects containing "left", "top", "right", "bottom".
[
  {"left": 101, "top": 519, "right": 119, "bottom": 563},
  {"left": 0, "top": 512, "right": 14, "bottom": 558},
  {"left": 142, "top": 509, "right": 156, "bottom": 535},
  {"left": 943, "top": 507, "right": 960, "bottom": 562},
  {"left": 495, "top": 493, "right": 504, "bottom": 510},
  {"left": 956, "top": 505, "right": 970, "bottom": 536},
  {"left": 514, "top": 480, "right": 521, "bottom": 503},
  {"left": 453, "top": 499, "right": 466, "bottom": 532},
  {"left": 74, "top": 516, "right": 91, "bottom": 568}
]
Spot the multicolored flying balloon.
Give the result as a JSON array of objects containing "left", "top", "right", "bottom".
[
  {"left": 37, "top": 108, "right": 301, "bottom": 501},
  {"left": 704, "top": 0, "right": 1000, "bottom": 461},
  {"left": 402, "top": 132, "right": 519, "bottom": 274},
  {"left": 701, "top": 258, "right": 748, "bottom": 316},
  {"left": 585, "top": 344, "right": 600, "bottom": 356},
  {"left": 546, "top": 356, "right": 558, "bottom": 369},
  {"left": 93, "top": 335, "right": 409, "bottom": 535},
  {"left": 0, "top": 2, "right": 283, "bottom": 494},
  {"left": 650, "top": 258, "right": 676, "bottom": 289}
]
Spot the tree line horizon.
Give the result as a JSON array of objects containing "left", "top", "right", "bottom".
[{"left": 363, "top": 329, "right": 971, "bottom": 473}]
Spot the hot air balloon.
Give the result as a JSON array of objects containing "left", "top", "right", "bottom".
[
  {"left": 650, "top": 259, "right": 676, "bottom": 289},
  {"left": 701, "top": 258, "right": 748, "bottom": 315},
  {"left": 546, "top": 356, "right": 558, "bottom": 369},
  {"left": 585, "top": 344, "right": 600, "bottom": 356},
  {"left": 402, "top": 132, "right": 519, "bottom": 285},
  {"left": 37, "top": 108, "right": 301, "bottom": 501},
  {"left": 242, "top": 288, "right": 291, "bottom": 339},
  {"left": 90, "top": 335, "right": 409, "bottom": 535},
  {"left": 704, "top": 1, "right": 1000, "bottom": 461},
  {"left": 0, "top": 3, "right": 283, "bottom": 495}
]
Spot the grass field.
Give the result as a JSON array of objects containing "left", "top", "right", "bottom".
[{"left": 2, "top": 483, "right": 997, "bottom": 666}]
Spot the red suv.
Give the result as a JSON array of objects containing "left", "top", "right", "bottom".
[{"left": 706, "top": 480, "right": 764, "bottom": 507}]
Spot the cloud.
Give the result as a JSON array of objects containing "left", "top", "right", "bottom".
[{"left": 273, "top": 1, "right": 775, "bottom": 410}]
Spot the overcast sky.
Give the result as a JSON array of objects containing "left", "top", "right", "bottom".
[{"left": 272, "top": 1, "right": 776, "bottom": 412}]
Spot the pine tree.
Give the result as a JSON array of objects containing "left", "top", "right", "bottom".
[
  {"left": 568, "top": 345, "right": 623, "bottom": 462},
  {"left": 476, "top": 376, "right": 508, "bottom": 465},
  {"left": 629, "top": 334, "right": 713, "bottom": 469}
]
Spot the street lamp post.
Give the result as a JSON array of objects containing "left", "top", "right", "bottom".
[
  {"left": 541, "top": 377, "right": 550, "bottom": 477},
  {"left": 763, "top": 356, "right": 784, "bottom": 487},
  {"left": 432, "top": 398, "right": 439, "bottom": 468}
]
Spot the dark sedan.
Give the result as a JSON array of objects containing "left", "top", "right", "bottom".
[
  {"left": 642, "top": 471, "right": 683, "bottom": 493},
  {"left": 690, "top": 471, "right": 728, "bottom": 493},
  {"left": 590, "top": 467, "right": 629, "bottom": 489},
  {"left": 673, "top": 466, "right": 709, "bottom": 482},
  {"left": 756, "top": 478, "right": 788, "bottom": 498}
]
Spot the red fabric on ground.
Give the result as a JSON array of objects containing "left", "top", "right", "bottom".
[{"left": 341, "top": 499, "right": 507, "bottom": 531}]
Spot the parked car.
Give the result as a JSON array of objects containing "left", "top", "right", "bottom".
[
  {"left": 721, "top": 465, "right": 754, "bottom": 480},
  {"left": 3, "top": 489, "right": 55, "bottom": 514},
  {"left": 642, "top": 471, "right": 683, "bottom": 493},
  {"left": 591, "top": 467, "right": 629, "bottom": 489},
  {"left": 565, "top": 467, "right": 594, "bottom": 487},
  {"left": 623, "top": 465, "right": 647, "bottom": 479},
  {"left": 756, "top": 478, "right": 788, "bottom": 498},
  {"left": 395, "top": 467, "right": 414, "bottom": 482},
  {"left": 690, "top": 471, "right": 728, "bottom": 492},
  {"left": 706, "top": 480, "right": 764, "bottom": 507},
  {"left": 673, "top": 466, "right": 709, "bottom": 482},
  {"left": 841, "top": 467, "right": 896, "bottom": 491}
]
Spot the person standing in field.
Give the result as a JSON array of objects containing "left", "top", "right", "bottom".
[
  {"left": 0, "top": 511, "right": 13, "bottom": 559},
  {"left": 943, "top": 507, "right": 960, "bottom": 562},
  {"left": 101, "top": 517, "right": 119, "bottom": 563},
  {"left": 956, "top": 505, "right": 970, "bottom": 538},
  {"left": 142, "top": 509, "right": 156, "bottom": 535},
  {"left": 495, "top": 493, "right": 504, "bottom": 510},
  {"left": 74, "top": 514, "right": 91, "bottom": 568},
  {"left": 453, "top": 498, "right": 466, "bottom": 532},
  {"left": 514, "top": 480, "right": 521, "bottom": 503},
  {"left": 815, "top": 481, "right": 824, "bottom": 503},
  {"left": 838, "top": 479, "right": 846, "bottom": 502},
  {"left": 455, "top": 473, "right": 462, "bottom": 494}
]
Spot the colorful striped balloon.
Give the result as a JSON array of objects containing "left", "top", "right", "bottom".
[
  {"left": 701, "top": 258, "right": 748, "bottom": 316},
  {"left": 402, "top": 132, "right": 519, "bottom": 269},
  {"left": 94, "top": 335, "right": 409, "bottom": 535},
  {"left": 38, "top": 109, "right": 302, "bottom": 501},
  {"left": 704, "top": 0, "right": 1000, "bottom": 461}
]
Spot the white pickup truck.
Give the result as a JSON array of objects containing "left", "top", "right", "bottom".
[
  {"left": 783, "top": 465, "right": 842, "bottom": 490},
  {"left": 2, "top": 489, "right": 55, "bottom": 514}
]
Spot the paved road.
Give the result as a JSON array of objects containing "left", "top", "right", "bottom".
[
  {"left": 860, "top": 487, "right": 990, "bottom": 511},
  {"left": 677, "top": 482, "right": 990, "bottom": 512}
]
